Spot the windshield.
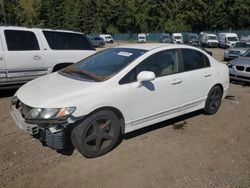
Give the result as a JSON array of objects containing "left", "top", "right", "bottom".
[
  {"left": 162, "top": 35, "right": 170, "bottom": 39},
  {"left": 189, "top": 34, "right": 198, "bottom": 39},
  {"left": 233, "top": 42, "right": 250, "bottom": 48},
  {"left": 228, "top": 37, "right": 238, "bottom": 42},
  {"left": 139, "top": 36, "right": 145, "bottom": 39},
  {"left": 175, "top": 36, "right": 182, "bottom": 39},
  {"left": 60, "top": 48, "right": 147, "bottom": 82},
  {"left": 207, "top": 36, "right": 217, "bottom": 40}
]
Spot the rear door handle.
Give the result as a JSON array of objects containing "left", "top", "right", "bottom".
[
  {"left": 171, "top": 79, "right": 182, "bottom": 85},
  {"left": 0, "top": 57, "right": 3, "bottom": 61},
  {"left": 204, "top": 73, "right": 212, "bottom": 77},
  {"left": 33, "top": 55, "right": 41, "bottom": 60}
]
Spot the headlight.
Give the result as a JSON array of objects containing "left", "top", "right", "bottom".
[
  {"left": 226, "top": 63, "right": 233, "bottom": 68},
  {"left": 27, "top": 107, "right": 76, "bottom": 120}
]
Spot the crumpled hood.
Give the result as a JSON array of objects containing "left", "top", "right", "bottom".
[
  {"left": 230, "top": 57, "right": 250, "bottom": 66},
  {"left": 16, "top": 72, "right": 99, "bottom": 108}
]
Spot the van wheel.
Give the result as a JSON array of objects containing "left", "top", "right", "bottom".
[
  {"left": 203, "top": 85, "right": 223, "bottom": 115},
  {"left": 71, "top": 110, "right": 121, "bottom": 158}
]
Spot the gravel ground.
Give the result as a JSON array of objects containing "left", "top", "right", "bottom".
[{"left": 0, "top": 44, "right": 249, "bottom": 188}]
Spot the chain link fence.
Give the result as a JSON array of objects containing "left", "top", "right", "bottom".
[{"left": 108, "top": 30, "right": 250, "bottom": 42}]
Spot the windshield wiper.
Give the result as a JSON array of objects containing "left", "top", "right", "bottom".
[{"left": 62, "top": 67, "right": 107, "bottom": 82}]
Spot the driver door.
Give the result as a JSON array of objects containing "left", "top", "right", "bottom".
[{"left": 120, "top": 49, "right": 184, "bottom": 128}]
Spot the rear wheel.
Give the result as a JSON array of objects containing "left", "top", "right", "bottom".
[
  {"left": 71, "top": 110, "right": 121, "bottom": 158},
  {"left": 203, "top": 85, "right": 223, "bottom": 115}
]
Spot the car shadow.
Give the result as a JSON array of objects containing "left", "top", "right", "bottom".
[
  {"left": 123, "top": 110, "right": 201, "bottom": 140},
  {"left": 0, "top": 89, "right": 17, "bottom": 98},
  {"left": 59, "top": 110, "right": 202, "bottom": 157},
  {"left": 230, "top": 81, "right": 250, "bottom": 87}
]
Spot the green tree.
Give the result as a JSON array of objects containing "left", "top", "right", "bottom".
[{"left": 16, "top": 0, "right": 41, "bottom": 27}]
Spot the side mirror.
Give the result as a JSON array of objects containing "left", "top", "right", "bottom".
[{"left": 137, "top": 71, "right": 155, "bottom": 87}]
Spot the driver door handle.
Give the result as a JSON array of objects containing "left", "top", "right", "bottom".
[
  {"left": 204, "top": 72, "right": 212, "bottom": 77},
  {"left": 33, "top": 55, "right": 41, "bottom": 60},
  {"left": 171, "top": 79, "right": 182, "bottom": 85}
]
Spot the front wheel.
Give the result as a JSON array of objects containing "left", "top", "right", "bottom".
[
  {"left": 203, "top": 85, "right": 223, "bottom": 115},
  {"left": 71, "top": 110, "right": 121, "bottom": 158}
]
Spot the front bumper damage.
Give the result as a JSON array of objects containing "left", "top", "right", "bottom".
[{"left": 10, "top": 100, "right": 80, "bottom": 150}]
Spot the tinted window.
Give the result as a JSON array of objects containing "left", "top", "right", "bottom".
[
  {"left": 182, "top": 49, "right": 210, "bottom": 71},
  {"left": 43, "top": 31, "right": 94, "bottom": 50},
  {"left": 119, "top": 49, "right": 179, "bottom": 85},
  {"left": 4, "top": 30, "right": 39, "bottom": 51}
]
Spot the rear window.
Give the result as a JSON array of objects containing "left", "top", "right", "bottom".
[
  {"left": 4, "top": 30, "right": 39, "bottom": 51},
  {"left": 182, "top": 49, "right": 210, "bottom": 71},
  {"left": 43, "top": 31, "right": 94, "bottom": 50}
]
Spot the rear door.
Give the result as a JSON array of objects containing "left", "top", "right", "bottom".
[
  {"left": 178, "top": 48, "right": 215, "bottom": 110},
  {"left": 0, "top": 33, "right": 7, "bottom": 83},
  {"left": 3, "top": 29, "right": 47, "bottom": 83},
  {"left": 41, "top": 31, "right": 96, "bottom": 66}
]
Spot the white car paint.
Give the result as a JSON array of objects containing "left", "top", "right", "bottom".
[
  {"left": 0, "top": 26, "right": 96, "bottom": 87},
  {"left": 99, "top": 34, "right": 114, "bottom": 43},
  {"left": 15, "top": 43, "right": 229, "bottom": 134},
  {"left": 200, "top": 33, "right": 219, "bottom": 47},
  {"left": 138, "top": 33, "right": 147, "bottom": 43},
  {"left": 171, "top": 33, "right": 183, "bottom": 44},
  {"left": 218, "top": 33, "right": 239, "bottom": 48}
]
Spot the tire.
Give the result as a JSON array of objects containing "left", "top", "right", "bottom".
[
  {"left": 203, "top": 85, "right": 223, "bottom": 115},
  {"left": 71, "top": 110, "right": 121, "bottom": 158}
]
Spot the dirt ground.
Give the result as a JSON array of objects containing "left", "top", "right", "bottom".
[{"left": 0, "top": 45, "right": 250, "bottom": 188}]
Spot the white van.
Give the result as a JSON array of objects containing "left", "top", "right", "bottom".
[
  {"left": 200, "top": 33, "right": 218, "bottom": 47},
  {"left": 218, "top": 33, "right": 239, "bottom": 48},
  {"left": 171, "top": 33, "right": 183, "bottom": 44},
  {"left": 138, "top": 33, "right": 146, "bottom": 43},
  {"left": 0, "top": 26, "right": 96, "bottom": 88},
  {"left": 99, "top": 34, "right": 114, "bottom": 43}
]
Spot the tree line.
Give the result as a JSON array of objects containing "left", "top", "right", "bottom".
[{"left": 0, "top": 0, "right": 250, "bottom": 34}]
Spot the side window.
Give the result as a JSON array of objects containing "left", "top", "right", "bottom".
[
  {"left": 182, "top": 49, "right": 209, "bottom": 71},
  {"left": 137, "top": 49, "right": 179, "bottom": 77},
  {"left": 119, "top": 49, "right": 179, "bottom": 85},
  {"left": 43, "top": 31, "right": 94, "bottom": 50},
  {"left": 119, "top": 68, "right": 137, "bottom": 85},
  {"left": 4, "top": 30, "right": 39, "bottom": 51}
]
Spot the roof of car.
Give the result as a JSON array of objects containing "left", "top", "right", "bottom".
[
  {"left": 0, "top": 26, "right": 82, "bottom": 34},
  {"left": 113, "top": 43, "right": 185, "bottom": 51}
]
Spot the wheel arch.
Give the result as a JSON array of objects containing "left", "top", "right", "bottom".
[
  {"left": 211, "top": 83, "right": 224, "bottom": 95},
  {"left": 85, "top": 106, "right": 126, "bottom": 134}
]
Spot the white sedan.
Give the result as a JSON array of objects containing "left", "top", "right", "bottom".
[{"left": 11, "top": 44, "right": 229, "bottom": 158}]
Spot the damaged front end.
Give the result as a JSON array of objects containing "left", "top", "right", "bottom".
[{"left": 10, "top": 96, "right": 79, "bottom": 150}]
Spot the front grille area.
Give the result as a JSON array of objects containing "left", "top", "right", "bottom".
[
  {"left": 236, "top": 66, "right": 245, "bottom": 71},
  {"left": 236, "top": 75, "right": 250, "bottom": 80},
  {"left": 246, "top": 67, "right": 250, "bottom": 72}
]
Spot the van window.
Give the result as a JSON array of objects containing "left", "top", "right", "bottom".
[
  {"left": 182, "top": 49, "right": 210, "bottom": 71},
  {"left": 4, "top": 30, "right": 39, "bottom": 51},
  {"left": 227, "top": 37, "right": 238, "bottom": 42},
  {"left": 43, "top": 31, "right": 94, "bottom": 50}
]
